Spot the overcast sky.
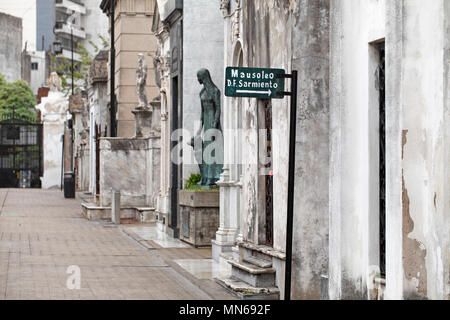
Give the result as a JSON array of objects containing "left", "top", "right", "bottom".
[{"left": 0, "top": 0, "right": 37, "bottom": 51}]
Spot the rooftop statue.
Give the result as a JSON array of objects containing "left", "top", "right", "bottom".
[
  {"left": 47, "top": 72, "right": 62, "bottom": 92},
  {"left": 136, "top": 53, "right": 148, "bottom": 110}
]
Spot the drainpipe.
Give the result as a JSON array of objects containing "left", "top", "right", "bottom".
[{"left": 109, "top": 0, "right": 117, "bottom": 137}]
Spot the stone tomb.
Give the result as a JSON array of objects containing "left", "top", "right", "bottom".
[{"left": 179, "top": 190, "right": 220, "bottom": 247}]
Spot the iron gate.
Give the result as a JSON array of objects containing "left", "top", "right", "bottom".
[{"left": 0, "top": 109, "right": 43, "bottom": 188}]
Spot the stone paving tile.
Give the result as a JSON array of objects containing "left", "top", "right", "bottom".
[
  {"left": 121, "top": 225, "right": 237, "bottom": 300},
  {"left": 0, "top": 189, "right": 222, "bottom": 300}
]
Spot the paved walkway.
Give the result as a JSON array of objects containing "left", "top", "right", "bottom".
[{"left": 0, "top": 189, "right": 234, "bottom": 300}]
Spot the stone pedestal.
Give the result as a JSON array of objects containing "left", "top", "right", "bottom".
[
  {"left": 35, "top": 91, "right": 69, "bottom": 189},
  {"left": 212, "top": 172, "right": 241, "bottom": 261},
  {"left": 179, "top": 190, "right": 220, "bottom": 247},
  {"left": 132, "top": 109, "right": 152, "bottom": 138}
]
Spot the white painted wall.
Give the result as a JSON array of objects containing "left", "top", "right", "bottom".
[
  {"left": 329, "top": 0, "right": 386, "bottom": 299},
  {"left": 182, "top": 0, "right": 224, "bottom": 182},
  {"left": 385, "top": 0, "right": 450, "bottom": 300}
]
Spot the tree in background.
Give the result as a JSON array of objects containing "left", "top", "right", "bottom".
[
  {"left": 0, "top": 73, "right": 37, "bottom": 121},
  {"left": 50, "top": 36, "right": 109, "bottom": 96}
]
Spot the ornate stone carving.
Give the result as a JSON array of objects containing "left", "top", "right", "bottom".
[
  {"left": 136, "top": 53, "right": 148, "bottom": 110},
  {"left": 231, "top": 0, "right": 241, "bottom": 41},
  {"left": 220, "top": 0, "right": 230, "bottom": 16},
  {"left": 89, "top": 50, "right": 108, "bottom": 84},
  {"left": 154, "top": 52, "right": 170, "bottom": 91},
  {"left": 234, "top": 10, "right": 240, "bottom": 40}
]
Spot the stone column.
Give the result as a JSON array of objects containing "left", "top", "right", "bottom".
[
  {"left": 212, "top": 3, "right": 239, "bottom": 261},
  {"left": 289, "top": 0, "right": 330, "bottom": 300},
  {"left": 385, "top": 0, "right": 450, "bottom": 300}
]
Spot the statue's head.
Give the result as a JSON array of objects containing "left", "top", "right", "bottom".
[
  {"left": 47, "top": 72, "right": 62, "bottom": 92},
  {"left": 197, "top": 68, "right": 211, "bottom": 85},
  {"left": 138, "top": 53, "right": 145, "bottom": 65}
]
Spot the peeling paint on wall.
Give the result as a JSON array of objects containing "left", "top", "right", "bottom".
[{"left": 402, "top": 172, "right": 428, "bottom": 299}]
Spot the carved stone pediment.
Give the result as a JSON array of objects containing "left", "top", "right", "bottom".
[{"left": 89, "top": 50, "right": 108, "bottom": 84}]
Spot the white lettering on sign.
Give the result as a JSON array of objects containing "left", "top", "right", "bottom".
[
  {"left": 230, "top": 69, "right": 275, "bottom": 80},
  {"left": 229, "top": 68, "right": 279, "bottom": 93}
]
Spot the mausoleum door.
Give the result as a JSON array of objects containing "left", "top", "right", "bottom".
[{"left": 264, "top": 101, "right": 273, "bottom": 246}]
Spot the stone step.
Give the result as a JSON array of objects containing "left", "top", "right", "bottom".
[
  {"left": 81, "top": 203, "right": 141, "bottom": 222},
  {"left": 219, "top": 251, "right": 234, "bottom": 262},
  {"left": 228, "top": 260, "right": 275, "bottom": 275},
  {"left": 231, "top": 265, "right": 275, "bottom": 288},
  {"left": 215, "top": 277, "right": 280, "bottom": 300},
  {"left": 136, "top": 207, "right": 156, "bottom": 223},
  {"left": 243, "top": 255, "right": 272, "bottom": 268},
  {"left": 228, "top": 260, "right": 276, "bottom": 288}
]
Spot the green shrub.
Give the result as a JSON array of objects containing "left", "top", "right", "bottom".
[{"left": 184, "top": 173, "right": 202, "bottom": 190}]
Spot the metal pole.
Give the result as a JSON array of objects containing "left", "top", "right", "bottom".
[
  {"left": 12, "top": 107, "right": 16, "bottom": 187},
  {"left": 70, "top": 121, "right": 73, "bottom": 172},
  {"left": 71, "top": 27, "right": 74, "bottom": 95},
  {"left": 61, "top": 134, "right": 64, "bottom": 191},
  {"left": 284, "top": 70, "right": 298, "bottom": 301},
  {"left": 110, "top": 1, "right": 116, "bottom": 137}
]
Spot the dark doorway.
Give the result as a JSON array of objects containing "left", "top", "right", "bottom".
[
  {"left": 95, "top": 125, "right": 100, "bottom": 196},
  {"left": 265, "top": 102, "right": 274, "bottom": 246},
  {"left": 378, "top": 42, "right": 386, "bottom": 276},
  {"left": 170, "top": 75, "right": 180, "bottom": 237}
]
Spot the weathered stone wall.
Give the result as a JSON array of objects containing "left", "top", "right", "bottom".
[
  {"left": 241, "top": 0, "right": 292, "bottom": 248},
  {"left": 220, "top": 0, "right": 330, "bottom": 299},
  {"left": 291, "top": 0, "right": 330, "bottom": 300},
  {"left": 385, "top": 0, "right": 450, "bottom": 300},
  {"left": 99, "top": 138, "right": 148, "bottom": 206},
  {"left": 327, "top": 0, "right": 449, "bottom": 300},
  {"left": 77, "top": 142, "right": 90, "bottom": 192},
  {"left": 0, "top": 12, "right": 22, "bottom": 82}
]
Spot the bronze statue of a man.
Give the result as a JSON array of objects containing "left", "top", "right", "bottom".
[{"left": 188, "top": 68, "right": 223, "bottom": 187}]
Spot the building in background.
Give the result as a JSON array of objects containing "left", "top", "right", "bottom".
[
  {"left": 0, "top": 0, "right": 37, "bottom": 52},
  {"left": 83, "top": 0, "right": 109, "bottom": 56},
  {"left": 53, "top": 0, "right": 108, "bottom": 63},
  {"left": 100, "top": 0, "right": 158, "bottom": 138},
  {"left": 36, "top": 0, "right": 55, "bottom": 51},
  {"left": 54, "top": 0, "right": 87, "bottom": 63},
  {"left": 29, "top": 50, "right": 50, "bottom": 94},
  {"left": 0, "top": 12, "right": 23, "bottom": 82}
]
